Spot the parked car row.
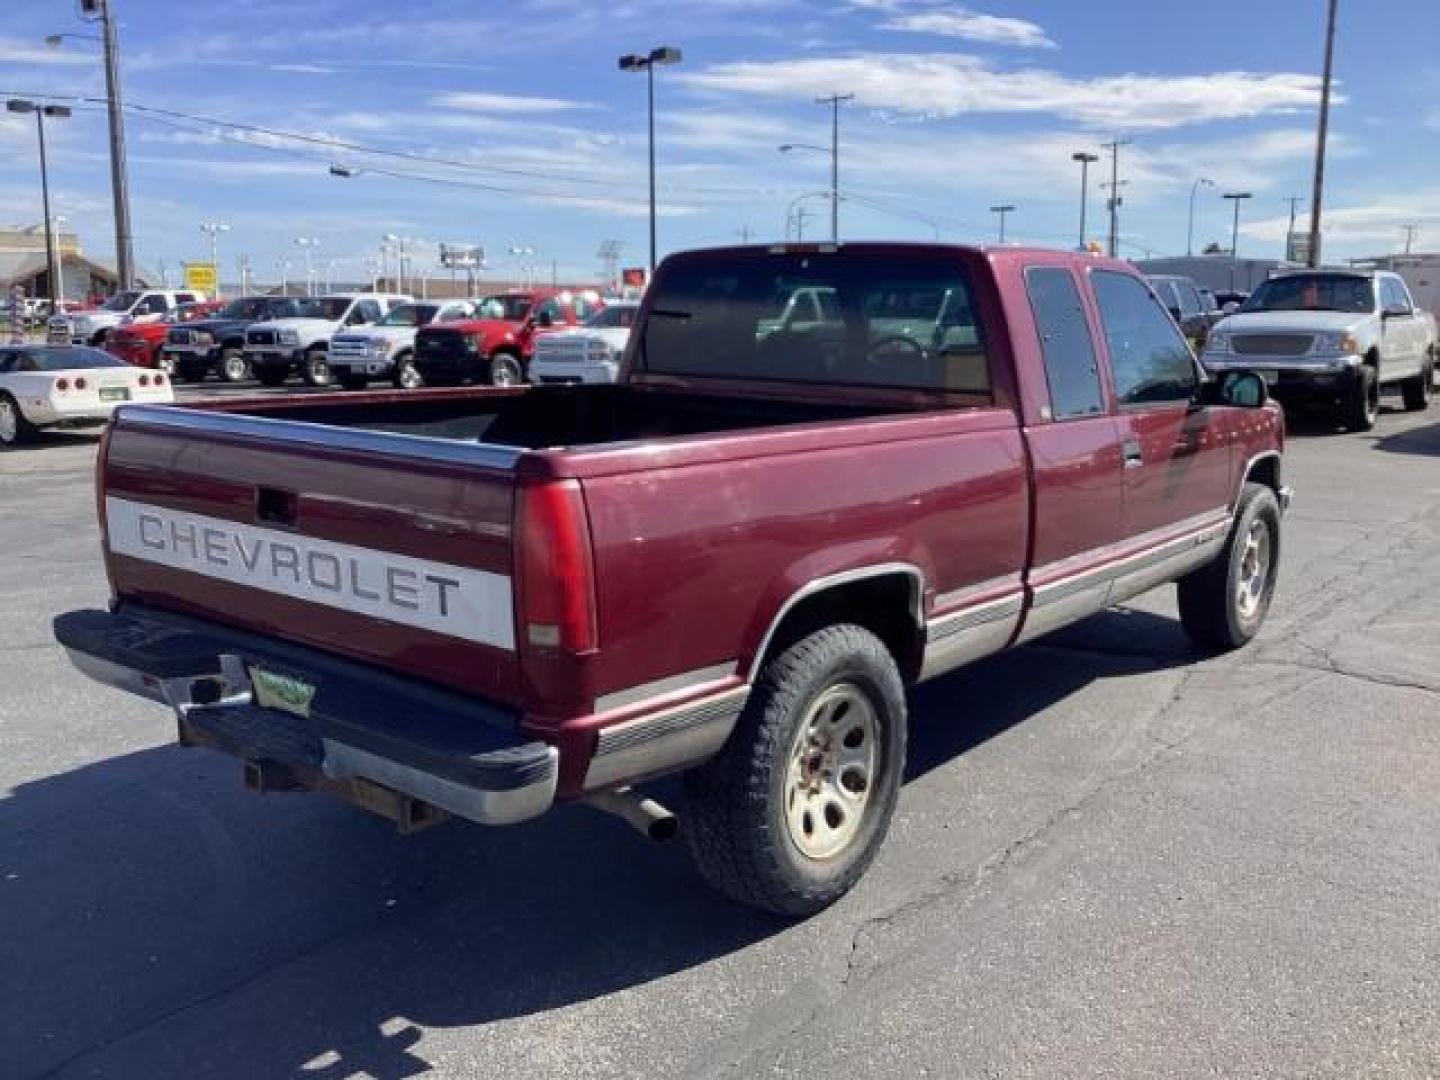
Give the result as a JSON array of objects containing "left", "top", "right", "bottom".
[{"left": 77, "top": 286, "right": 635, "bottom": 390}]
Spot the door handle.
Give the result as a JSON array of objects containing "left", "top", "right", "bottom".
[{"left": 1122, "top": 439, "right": 1143, "bottom": 469}]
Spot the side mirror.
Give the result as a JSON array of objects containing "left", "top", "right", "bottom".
[
  {"left": 535, "top": 310, "right": 555, "bottom": 328},
  {"left": 1382, "top": 304, "right": 1410, "bottom": 319},
  {"left": 1221, "top": 301, "right": 1240, "bottom": 315},
  {"left": 1196, "top": 370, "right": 1269, "bottom": 410}
]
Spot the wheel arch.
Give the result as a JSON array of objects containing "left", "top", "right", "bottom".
[
  {"left": 744, "top": 564, "right": 926, "bottom": 685},
  {"left": 1242, "top": 450, "right": 1281, "bottom": 497}
]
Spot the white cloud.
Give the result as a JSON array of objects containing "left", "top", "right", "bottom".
[
  {"left": 429, "top": 92, "right": 594, "bottom": 114},
  {"left": 682, "top": 53, "right": 1329, "bottom": 130},
  {"left": 880, "top": 11, "right": 1055, "bottom": 49},
  {"left": 0, "top": 36, "right": 91, "bottom": 66},
  {"left": 1241, "top": 190, "right": 1440, "bottom": 249}
]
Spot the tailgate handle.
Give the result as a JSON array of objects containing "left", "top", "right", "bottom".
[{"left": 256, "top": 487, "right": 298, "bottom": 528}]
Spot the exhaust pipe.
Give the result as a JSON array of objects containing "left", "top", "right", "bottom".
[{"left": 585, "top": 788, "right": 678, "bottom": 842}]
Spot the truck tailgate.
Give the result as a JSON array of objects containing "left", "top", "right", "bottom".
[{"left": 100, "top": 406, "right": 523, "bottom": 704}]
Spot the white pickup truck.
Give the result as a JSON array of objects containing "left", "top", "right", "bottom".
[
  {"left": 50, "top": 289, "right": 208, "bottom": 347},
  {"left": 529, "top": 300, "right": 640, "bottom": 385},
  {"left": 1201, "top": 269, "right": 1436, "bottom": 431},
  {"left": 243, "top": 293, "right": 412, "bottom": 388},
  {"left": 327, "top": 299, "right": 475, "bottom": 390}
]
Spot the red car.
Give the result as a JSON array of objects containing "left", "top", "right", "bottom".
[
  {"left": 56, "top": 243, "right": 1288, "bottom": 915},
  {"left": 412, "top": 288, "right": 602, "bottom": 386},
  {"left": 103, "top": 300, "right": 226, "bottom": 370}
]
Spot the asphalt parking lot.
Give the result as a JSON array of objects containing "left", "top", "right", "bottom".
[{"left": 3, "top": 386, "right": 1439, "bottom": 1079}]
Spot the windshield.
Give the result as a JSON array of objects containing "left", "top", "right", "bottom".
[
  {"left": 5, "top": 346, "right": 125, "bottom": 372},
  {"left": 586, "top": 305, "right": 638, "bottom": 329},
  {"left": 475, "top": 295, "right": 533, "bottom": 321},
  {"left": 638, "top": 252, "right": 991, "bottom": 393},
  {"left": 378, "top": 303, "right": 437, "bottom": 327},
  {"left": 1241, "top": 275, "right": 1374, "bottom": 314},
  {"left": 101, "top": 291, "right": 143, "bottom": 312},
  {"left": 293, "top": 297, "right": 351, "bottom": 320}
]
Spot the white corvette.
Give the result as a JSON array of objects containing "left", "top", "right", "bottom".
[{"left": 0, "top": 344, "right": 174, "bottom": 448}]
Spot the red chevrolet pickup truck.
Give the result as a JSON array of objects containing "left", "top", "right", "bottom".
[{"left": 56, "top": 244, "right": 1289, "bottom": 915}]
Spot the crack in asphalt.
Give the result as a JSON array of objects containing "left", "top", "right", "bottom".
[{"left": 1250, "top": 657, "right": 1440, "bottom": 697}]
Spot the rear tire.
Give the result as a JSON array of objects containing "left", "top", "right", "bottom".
[
  {"left": 1400, "top": 359, "right": 1433, "bottom": 412},
  {"left": 683, "top": 624, "right": 907, "bottom": 917},
  {"left": 0, "top": 392, "right": 36, "bottom": 447},
  {"left": 219, "top": 347, "right": 250, "bottom": 383},
  {"left": 1342, "top": 364, "right": 1379, "bottom": 431},
  {"left": 1177, "top": 482, "right": 1281, "bottom": 653}
]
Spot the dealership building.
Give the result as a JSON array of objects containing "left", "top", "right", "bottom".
[{"left": 0, "top": 226, "right": 143, "bottom": 305}]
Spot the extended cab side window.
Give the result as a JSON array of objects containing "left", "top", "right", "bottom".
[
  {"left": 139, "top": 295, "right": 168, "bottom": 315},
  {"left": 1091, "top": 270, "right": 1199, "bottom": 407},
  {"left": 1025, "top": 267, "right": 1104, "bottom": 419}
]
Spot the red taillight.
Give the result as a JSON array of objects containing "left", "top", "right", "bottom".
[
  {"left": 137, "top": 373, "right": 149, "bottom": 387},
  {"left": 55, "top": 377, "right": 70, "bottom": 392},
  {"left": 516, "top": 481, "right": 597, "bottom": 654},
  {"left": 75, "top": 376, "right": 88, "bottom": 391},
  {"left": 153, "top": 372, "right": 166, "bottom": 386}
]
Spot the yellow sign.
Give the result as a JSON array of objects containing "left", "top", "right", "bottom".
[{"left": 184, "top": 262, "right": 217, "bottom": 292}]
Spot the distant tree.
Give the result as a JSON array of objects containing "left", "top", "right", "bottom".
[{"left": 1202, "top": 241, "right": 1226, "bottom": 255}]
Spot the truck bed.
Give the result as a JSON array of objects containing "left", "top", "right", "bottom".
[{"left": 219, "top": 384, "right": 933, "bottom": 451}]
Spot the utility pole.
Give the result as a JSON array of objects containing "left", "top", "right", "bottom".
[
  {"left": 1308, "top": 0, "right": 1339, "bottom": 268},
  {"left": 237, "top": 253, "right": 251, "bottom": 295},
  {"left": 1403, "top": 224, "right": 1418, "bottom": 255},
  {"left": 1101, "top": 138, "right": 1131, "bottom": 258},
  {"left": 816, "top": 93, "right": 853, "bottom": 243},
  {"left": 83, "top": 0, "right": 135, "bottom": 288}
]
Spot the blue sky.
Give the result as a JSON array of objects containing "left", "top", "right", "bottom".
[{"left": 2, "top": 0, "right": 1437, "bottom": 286}]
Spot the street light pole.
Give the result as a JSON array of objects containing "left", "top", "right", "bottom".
[
  {"left": 1187, "top": 177, "right": 1214, "bottom": 256},
  {"left": 990, "top": 204, "right": 1016, "bottom": 244},
  {"left": 619, "top": 46, "right": 683, "bottom": 276},
  {"left": 200, "top": 221, "right": 230, "bottom": 292},
  {"left": 1308, "top": 0, "right": 1339, "bottom": 268},
  {"left": 1072, "top": 152, "right": 1099, "bottom": 250},
  {"left": 7, "top": 101, "right": 71, "bottom": 308},
  {"left": 294, "top": 238, "right": 319, "bottom": 297},
  {"left": 1224, "top": 192, "right": 1252, "bottom": 258}
]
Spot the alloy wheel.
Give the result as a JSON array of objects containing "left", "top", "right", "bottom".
[
  {"left": 1235, "top": 518, "right": 1272, "bottom": 620},
  {"left": 783, "top": 683, "right": 879, "bottom": 860}
]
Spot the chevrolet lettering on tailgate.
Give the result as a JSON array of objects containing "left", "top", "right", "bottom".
[{"left": 104, "top": 497, "right": 515, "bottom": 649}]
